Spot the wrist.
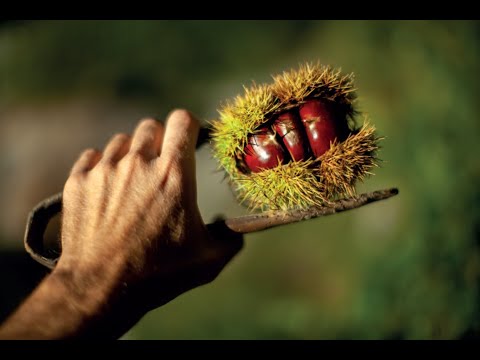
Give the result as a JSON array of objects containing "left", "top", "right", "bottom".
[
  {"left": 50, "top": 265, "right": 120, "bottom": 317},
  {"left": 0, "top": 260, "right": 140, "bottom": 339},
  {"left": 51, "top": 257, "right": 145, "bottom": 338}
]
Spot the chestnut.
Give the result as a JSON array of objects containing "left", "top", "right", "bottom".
[
  {"left": 243, "top": 127, "right": 286, "bottom": 173},
  {"left": 273, "top": 111, "right": 310, "bottom": 162},
  {"left": 299, "top": 99, "right": 339, "bottom": 158}
]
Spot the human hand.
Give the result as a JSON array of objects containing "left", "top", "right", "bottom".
[{"left": 56, "top": 109, "right": 243, "bottom": 335}]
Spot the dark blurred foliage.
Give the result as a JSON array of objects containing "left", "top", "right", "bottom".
[{"left": 0, "top": 20, "right": 478, "bottom": 339}]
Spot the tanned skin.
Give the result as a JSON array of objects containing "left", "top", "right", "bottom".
[{"left": 0, "top": 109, "right": 243, "bottom": 339}]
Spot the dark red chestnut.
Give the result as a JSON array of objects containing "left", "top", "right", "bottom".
[
  {"left": 299, "top": 99, "right": 338, "bottom": 158},
  {"left": 273, "top": 111, "right": 309, "bottom": 162},
  {"left": 243, "top": 127, "right": 286, "bottom": 173}
]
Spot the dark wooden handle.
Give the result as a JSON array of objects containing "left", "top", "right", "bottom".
[{"left": 24, "top": 192, "right": 63, "bottom": 269}]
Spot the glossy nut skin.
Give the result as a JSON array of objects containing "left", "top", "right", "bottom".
[
  {"left": 273, "top": 111, "right": 309, "bottom": 162},
  {"left": 299, "top": 99, "right": 338, "bottom": 158},
  {"left": 243, "top": 127, "right": 286, "bottom": 173}
]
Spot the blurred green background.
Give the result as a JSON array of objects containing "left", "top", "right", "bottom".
[{"left": 0, "top": 20, "right": 478, "bottom": 339}]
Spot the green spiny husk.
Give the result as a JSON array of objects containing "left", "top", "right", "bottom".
[{"left": 210, "top": 62, "right": 381, "bottom": 211}]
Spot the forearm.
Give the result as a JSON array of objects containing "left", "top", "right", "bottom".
[{"left": 0, "top": 262, "right": 142, "bottom": 339}]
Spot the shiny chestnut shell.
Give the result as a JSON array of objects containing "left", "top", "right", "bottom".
[
  {"left": 242, "top": 99, "right": 348, "bottom": 173},
  {"left": 273, "top": 111, "right": 310, "bottom": 162},
  {"left": 243, "top": 127, "right": 286, "bottom": 173},
  {"left": 298, "top": 99, "right": 339, "bottom": 158}
]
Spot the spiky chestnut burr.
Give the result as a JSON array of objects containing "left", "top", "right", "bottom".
[{"left": 210, "top": 62, "right": 381, "bottom": 211}]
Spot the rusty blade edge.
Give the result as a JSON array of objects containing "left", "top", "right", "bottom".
[{"left": 223, "top": 187, "right": 399, "bottom": 234}]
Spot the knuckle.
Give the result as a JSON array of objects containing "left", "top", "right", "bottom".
[
  {"left": 164, "top": 163, "right": 184, "bottom": 189},
  {"left": 80, "top": 147, "right": 99, "bottom": 159},
  {"left": 170, "top": 108, "right": 190, "bottom": 119},
  {"left": 88, "top": 164, "right": 113, "bottom": 187},
  {"left": 111, "top": 132, "right": 130, "bottom": 142},
  {"left": 138, "top": 117, "right": 158, "bottom": 128},
  {"left": 123, "top": 151, "right": 149, "bottom": 168},
  {"left": 97, "top": 157, "right": 116, "bottom": 170},
  {"left": 127, "top": 148, "right": 148, "bottom": 160},
  {"left": 168, "top": 161, "right": 183, "bottom": 179},
  {"left": 169, "top": 109, "right": 197, "bottom": 127}
]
